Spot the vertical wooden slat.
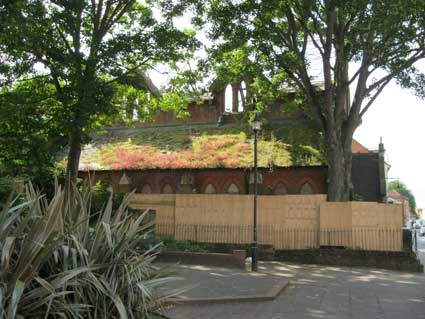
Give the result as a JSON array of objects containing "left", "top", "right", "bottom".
[{"left": 131, "top": 194, "right": 403, "bottom": 252}]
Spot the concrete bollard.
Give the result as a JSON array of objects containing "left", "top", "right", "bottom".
[{"left": 244, "top": 257, "right": 252, "bottom": 272}]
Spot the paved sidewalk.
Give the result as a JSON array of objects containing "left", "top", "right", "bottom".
[
  {"left": 159, "top": 263, "right": 289, "bottom": 303},
  {"left": 164, "top": 262, "right": 425, "bottom": 319}
]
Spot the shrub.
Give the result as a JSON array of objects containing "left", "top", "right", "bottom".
[
  {"left": 0, "top": 183, "right": 180, "bottom": 319},
  {"left": 89, "top": 179, "right": 125, "bottom": 214},
  {"left": 0, "top": 176, "right": 15, "bottom": 203}
]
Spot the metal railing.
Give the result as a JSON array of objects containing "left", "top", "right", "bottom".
[{"left": 155, "top": 223, "right": 403, "bottom": 252}]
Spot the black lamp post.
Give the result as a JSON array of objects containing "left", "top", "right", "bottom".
[{"left": 251, "top": 114, "right": 261, "bottom": 272}]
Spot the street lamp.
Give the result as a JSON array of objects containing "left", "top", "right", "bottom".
[{"left": 251, "top": 114, "right": 261, "bottom": 272}]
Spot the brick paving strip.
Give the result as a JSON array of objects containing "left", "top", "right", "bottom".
[{"left": 158, "top": 263, "right": 290, "bottom": 304}]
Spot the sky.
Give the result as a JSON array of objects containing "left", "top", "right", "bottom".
[{"left": 354, "top": 80, "right": 425, "bottom": 209}]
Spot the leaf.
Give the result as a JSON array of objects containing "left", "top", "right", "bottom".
[
  {"left": 102, "top": 192, "right": 113, "bottom": 224},
  {"left": 1, "top": 236, "right": 15, "bottom": 271},
  {"left": 8, "top": 280, "right": 25, "bottom": 319},
  {"left": 0, "top": 180, "right": 178, "bottom": 317},
  {"left": 0, "top": 286, "right": 5, "bottom": 319},
  {"left": 62, "top": 245, "right": 69, "bottom": 272},
  {"left": 99, "top": 222, "right": 113, "bottom": 252}
]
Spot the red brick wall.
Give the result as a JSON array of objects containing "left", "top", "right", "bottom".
[
  {"left": 79, "top": 166, "right": 327, "bottom": 195},
  {"left": 143, "top": 89, "right": 226, "bottom": 126},
  {"left": 128, "top": 87, "right": 301, "bottom": 127},
  {"left": 196, "top": 169, "right": 246, "bottom": 194},
  {"left": 260, "top": 168, "right": 327, "bottom": 194}
]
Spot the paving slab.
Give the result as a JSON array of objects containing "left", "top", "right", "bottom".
[
  {"left": 164, "top": 261, "right": 425, "bottom": 319},
  {"left": 158, "top": 263, "right": 289, "bottom": 304}
]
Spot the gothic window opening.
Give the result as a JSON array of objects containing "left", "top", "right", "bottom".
[
  {"left": 132, "top": 97, "right": 139, "bottom": 120},
  {"left": 204, "top": 184, "right": 217, "bottom": 194},
  {"left": 227, "top": 183, "right": 239, "bottom": 194},
  {"left": 119, "top": 172, "right": 130, "bottom": 186},
  {"left": 300, "top": 182, "right": 314, "bottom": 194},
  {"left": 274, "top": 182, "right": 288, "bottom": 195},
  {"left": 224, "top": 84, "right": 233, "bottom": 112},
  {"left": 162, "top": 183, "right": 173, "bottom": 194},
  {"left": 141, "top": 184, "right": 152, "bottom": 194}
]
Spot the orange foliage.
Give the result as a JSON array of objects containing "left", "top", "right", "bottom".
[{"left": 102, "top": 137, "right": 252, "bottom": 169}]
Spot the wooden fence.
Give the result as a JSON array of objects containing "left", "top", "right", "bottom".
[{"left": 130, "top": 194, "right": 403, "bottom": 251}]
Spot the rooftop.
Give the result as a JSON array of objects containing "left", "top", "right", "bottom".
[{"left": 78, "top": 120, "right": 325, "bottom": 171}]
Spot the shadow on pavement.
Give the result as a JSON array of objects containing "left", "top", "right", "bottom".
[{"left": 163, "top": 261, "right": 425, "bottom": 319}]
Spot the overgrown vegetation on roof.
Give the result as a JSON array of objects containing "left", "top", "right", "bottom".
[{"left": 80, "top": 122, "right": 325, "bottom": 170}]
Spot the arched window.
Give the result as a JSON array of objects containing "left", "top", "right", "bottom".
[
  {"left": 238, "top": 81, "right": 247, "bottom": 112},
  {"left": 227, "top": 183, "right": 239, "bottom": 194},
  {"left": 300, "top": 182, "right": 314, "bottom": 194},
  {"left": 274, "top": 182, "right": 288, "bottom": 195},
  {"left": 118, "top": 172, "right": 131, "bottom": 193},
  {"left": 204, "top": 184, "right": 217, "bottom": 194},
  {"left": 119, "top": 172, "right": 130, "bottom": 185},
  {"left": 224, "top": 84, "right": 233, "bottom": 112},
  {"left": 141, "top": 184, "right": 152, "bottom": 194},
  {"left": 132, "top": 107, "right": 138, "bottom": 121},
  {"left": 162, "top": 184, "right": 173, "bottom": 194},
  {"left": 132, "top": 97, "right": 139, "bottom": 121}
]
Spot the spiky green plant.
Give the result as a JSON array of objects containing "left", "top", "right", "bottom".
[{"left": 0, "top": 183, "right": 180, "bottom": 319}]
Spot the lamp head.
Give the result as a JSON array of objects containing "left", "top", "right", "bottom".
[{"left": 252, "top": 114, "right": 261, "bottom": 132}]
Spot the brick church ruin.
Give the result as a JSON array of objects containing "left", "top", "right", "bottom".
[{"left": 78, "top": 82, "right": 389, "bottom": 202}]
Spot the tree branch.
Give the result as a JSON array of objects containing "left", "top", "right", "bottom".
[
  {"left": 103, "top": 0, "right": 136, "bottom": 34},
  {"left": 309, "top": 11, "right": 326, "bottom": 50},
  {"left": 54, "top": 25, "right": 74, "bottom": 56},
  {"left": 364, "top": 73, "right": 393, "bottom": 95},
  {"left": 280, "top": 6, "right": 326, "bottom": 130},
  {"left": 322, "top": 1, "right": 335, "bottom": 120},
  {"left": 360, "top": 76, "right": 392, "bottom": 118},
  {"left": 333, "top": 13, "right": 350, "bottom": 125},
  {"left": 295, "top": 13, "right": 324, "bottom": 57},
  {"left": 106, "top": 57, "right": 155, "bottom": 84},
  {"left": 50, "top": 70, "right": 66, "bottom": 106}
]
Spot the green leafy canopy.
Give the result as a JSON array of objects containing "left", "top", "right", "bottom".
[
  {"left": 0, "top": 0, "right": 200, "bottom": 182},
  {"left": 389, "top": 180, "right": 417, "bottom": 217}
]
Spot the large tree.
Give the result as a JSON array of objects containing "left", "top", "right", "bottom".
[
  {"left": 185, "top": 0, "right": 425, "bottom": 200},
  {"left": 1, "top": 0, "right": 197, "bottom": 184},
  {"left": 389, "top": 180, "right": 417, "bottom": 217},
  {"left": 0, "top": 79, "right": 64, "bottom": 186}
]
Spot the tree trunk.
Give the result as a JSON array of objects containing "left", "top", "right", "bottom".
[
  {"left": 66, "top": 128, "right": 82, "bottom": 186},
  {"left": 325, "top": 131, "right": 352, "bottom": 201}
]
